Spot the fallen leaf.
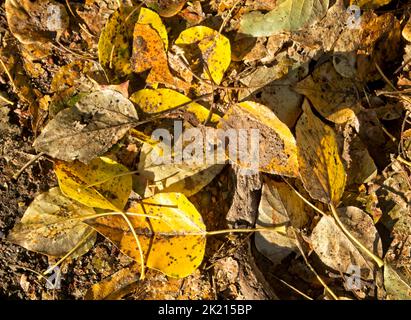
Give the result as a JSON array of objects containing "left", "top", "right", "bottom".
[
  {"left": 239, "top": 0, "right": 329, "bottom": 37},
  {"left": 175, "top": 26, "right": 231, "bottom": 85},
  {"left": 98, "top": 6, "right": 140, "bottom": 80},
  {"left": 137, "top": 7, "right": 168, "bottom": 50},
  {"left": 384, "top": 262, "right": 411, "bottom": 300},
  {"left": 350, "top": 0, "right": 392, "bottom": 9},
  {"left": 33, "top": 89, "right": 138, "bottom": 163},
  {"left": 296, "top": 100, "right": 346, "bottom": 205},
  {"left": 294, "top": 62, "right": 361, "bottom": 123},
  {"left": 54, "top": 157, "right": 132, "bottom": 211},
  {"left": 255, "top": 180, "right": 311, "bottom": 265},
  {"left": 144, "top": 0, "right": 187, "bottom": 17},
  {"left": 5, "top": 0, "right": 69, "bottom": 45},
  {"left": 130, "top": 88, "right": 219, "bottom": 124},
  {"left": 7, "top": 187, "right": 96, "bottom": 258},
  {"left": 85, "top": 265, "right": 140, "bottom": 299},
  {"left": 87, "top": 192, "right": 206, "bottom": 278},
  {"left": 311, "top": 206, "right": 382, "bottom": 280},
  {"left": 132, "top": 23, "right": 188, "bottom": 90},
  {"left": 218, "top": 101, "right": 299, "bottom": 177},
  {"left": 135, "top": 142, "right": 225, "bottom": 197},
  {"left": 403, "top": 17, "right": 411, "bottom": 42}
]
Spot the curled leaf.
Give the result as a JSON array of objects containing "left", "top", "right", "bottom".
[{"left": 7, "top": 187, "right": 96, "bottom": 258}]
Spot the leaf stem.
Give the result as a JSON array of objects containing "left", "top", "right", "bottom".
[
  {"left": 330, "top": 203, "right": 384, "bottom": 268},
  {"left": 206, "top": 225, "right": 286, "bottom": 236}
]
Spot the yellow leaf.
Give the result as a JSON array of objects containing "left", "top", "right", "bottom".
[
  {"left": 137, "top": 7, "right": 168, "bottom": 50},
  {"left": 175, "top": 26, "right": 231, "bottom": 85},
  {"left": 218, "top": 101, "right": 299, "bottom": 177},
  {"left": 130, "top": 88, "right": 220, "bottom": 124},
  {"left": 296, "top": 100, "right": 346, "bottom": 205},
  {"left": 7, "top": 187, "right": 96, "bottom": 258},
  {"left": 87, "top": 192, "right": 206, "bottom": 278},
  {"left": 350, "top": 0, "right": 392, "bottom": 9},
  {"left": 132, "top": 23, "right": 189, "bottom": 90},
  {"left": 54, "top": 157, "right": 132, "bottom": 211},
  {"left": 98, "top": 6, "right": 140, "bottom": 80}
]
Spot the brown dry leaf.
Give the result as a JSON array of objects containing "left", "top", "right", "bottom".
[
  {"left": 239, "top": 54, "right": 308, "bottom": 128},
  {"left": 33, "top": 90, "right": 138, "bottom": 163},
  {"left": 403, "top": 17, "right": 411, "bottom": 42},
  {"left": 384, "top": 262, "right": 411, "bottom": 300},
  {"left": 132, "top": 23, "right": 188, "bottom": 90},
  {"left": 87, "top": 193, "right": 206, "bottom": 278},
  {"left": 311, "top": 206, "right": 382, "bottom": 280},
  {"left": 5, "top": 0, "right": 69, "bottom": 45},
  {"left": 296, "top": 100, "right": 346, "bottom": 205},
  {"left": 7, "top": 187, "right": 97, "bottom": 258},
  {"left": 218, "top": 101, "right": 299, "bottom": 176},
  {"left": 294, "top": 62, "right": 361, "bottom": 123},
  {"left": 350, "top": 0, "right": 392, "bottom": 9},
  {"left": 85, "top": 265, "right": 140, "bottom": 300},
  {"left": 255, "top": 180, "right": 311, "bottom": 265}
]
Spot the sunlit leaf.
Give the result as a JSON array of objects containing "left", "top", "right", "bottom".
[
  {"left": 7, "top": 187, "right": 96, "bottom": 258},
  {"left": 384, "top": 262, "right": 411, "bottom": 300},
  {"left": 98, "top": 6, "right": 140, "bottom": 80},
  {"left": 144, "top": 0, "right": 187, "bottom": 17},
  {"left": 130, "top": 88, "right": 220, "bottom": 124},
  {"left": 54, "top": 157, "right": 132, "bottom": 211},
  {"left": 175, "top": 26, "right": 231, "bottom": 85},
  {"left": 137, "top": 7, "right": 168, "bottom": 50},
  {"left": 87, "top": 192, "right": 206, "bottom": 278}
]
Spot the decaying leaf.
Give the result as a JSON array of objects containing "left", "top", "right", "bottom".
[
  {"left": 218, "top": 101, "right": 299, "bottom": 177},
  {"left": 130, "top": 88, "right": 219, "bottom": 124},
  {"left": 85, "top": 265, "right": 141, "bottom": 300},
  {"left": 7, "top": 187, "right": 96, "bottom": 258},
  {"left": 294, "top": 62, "right": 361, "bottom": 123},
  {"left": 175, "top": 26, "right": 231, "bottom": 85},
  {"left": 33, "top": 90, "right": 138, "bottom": 163},
  {"left": 137, "top": 7, "right": 168, "bottom": 50},
  {"left": 144, "top": 0, "right": 187, "bottom": 17},
  {"left": 350, "top": 0, "right": 392, "bottom": 9},
  {"left": 87, "top": 192, "right": 206, "bottom": 278},
  {"left": 384, "top": 263, "right": 411, "bottom": 300},
  {"left": 311, "top": 206, "right": 382, "bottom": 280},
  {"left": 54, "top": 157, "right": 132, "bottom": 211},
  {"left": 135, "top": 142, "right": 225, "bottom": 198},
  {"left": 98, "top": 6, "right": 140, "bottom": 80},
  {"left": 239, "top": 0, "right": 329, "bottom": 37},
  {"left": 5, "top": 0, "right": 69, "bottom": 45},
  {"left": 255, "top": 180, "right": 311, "bottom": 265},
  {"left": 296, "top": 100, "right": 346, "bottom": 205}
]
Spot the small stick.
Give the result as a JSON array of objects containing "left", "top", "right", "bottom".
[
  {"left": 0, "top": 58, "right": 16, "bottom": 91},
  {"left": 13, "top": 152, "right": 45, "bottom": 180}
]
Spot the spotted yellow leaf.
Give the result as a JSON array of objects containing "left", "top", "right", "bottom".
[
  {"left": 175, "top": 26, "right": 231, "bottom": 85},
  {"left": 87, "top": 192, "right": 206, "bottom": 278},
  {"left": 54, "top": 157, "right": 132, "bottom": 211},
  {"left": 137, "top": 7, "right": 168, "bottom": 50},
  {"left": 296, "top": 99, "right": 346, "bottom": 205},
  {"left": 130, "top": 88, "right": 220, "bottom": 124},
  {"left": 98, "top": 6, "right": 140, "bottom": 80}
]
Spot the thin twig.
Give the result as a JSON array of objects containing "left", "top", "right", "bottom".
[{"left": 13, "top": 152, "right": 45, "bottom": 180}]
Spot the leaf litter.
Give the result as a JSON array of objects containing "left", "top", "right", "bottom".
[{"left": 0, "top": 0, "right": 410, "bottom": 301}]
